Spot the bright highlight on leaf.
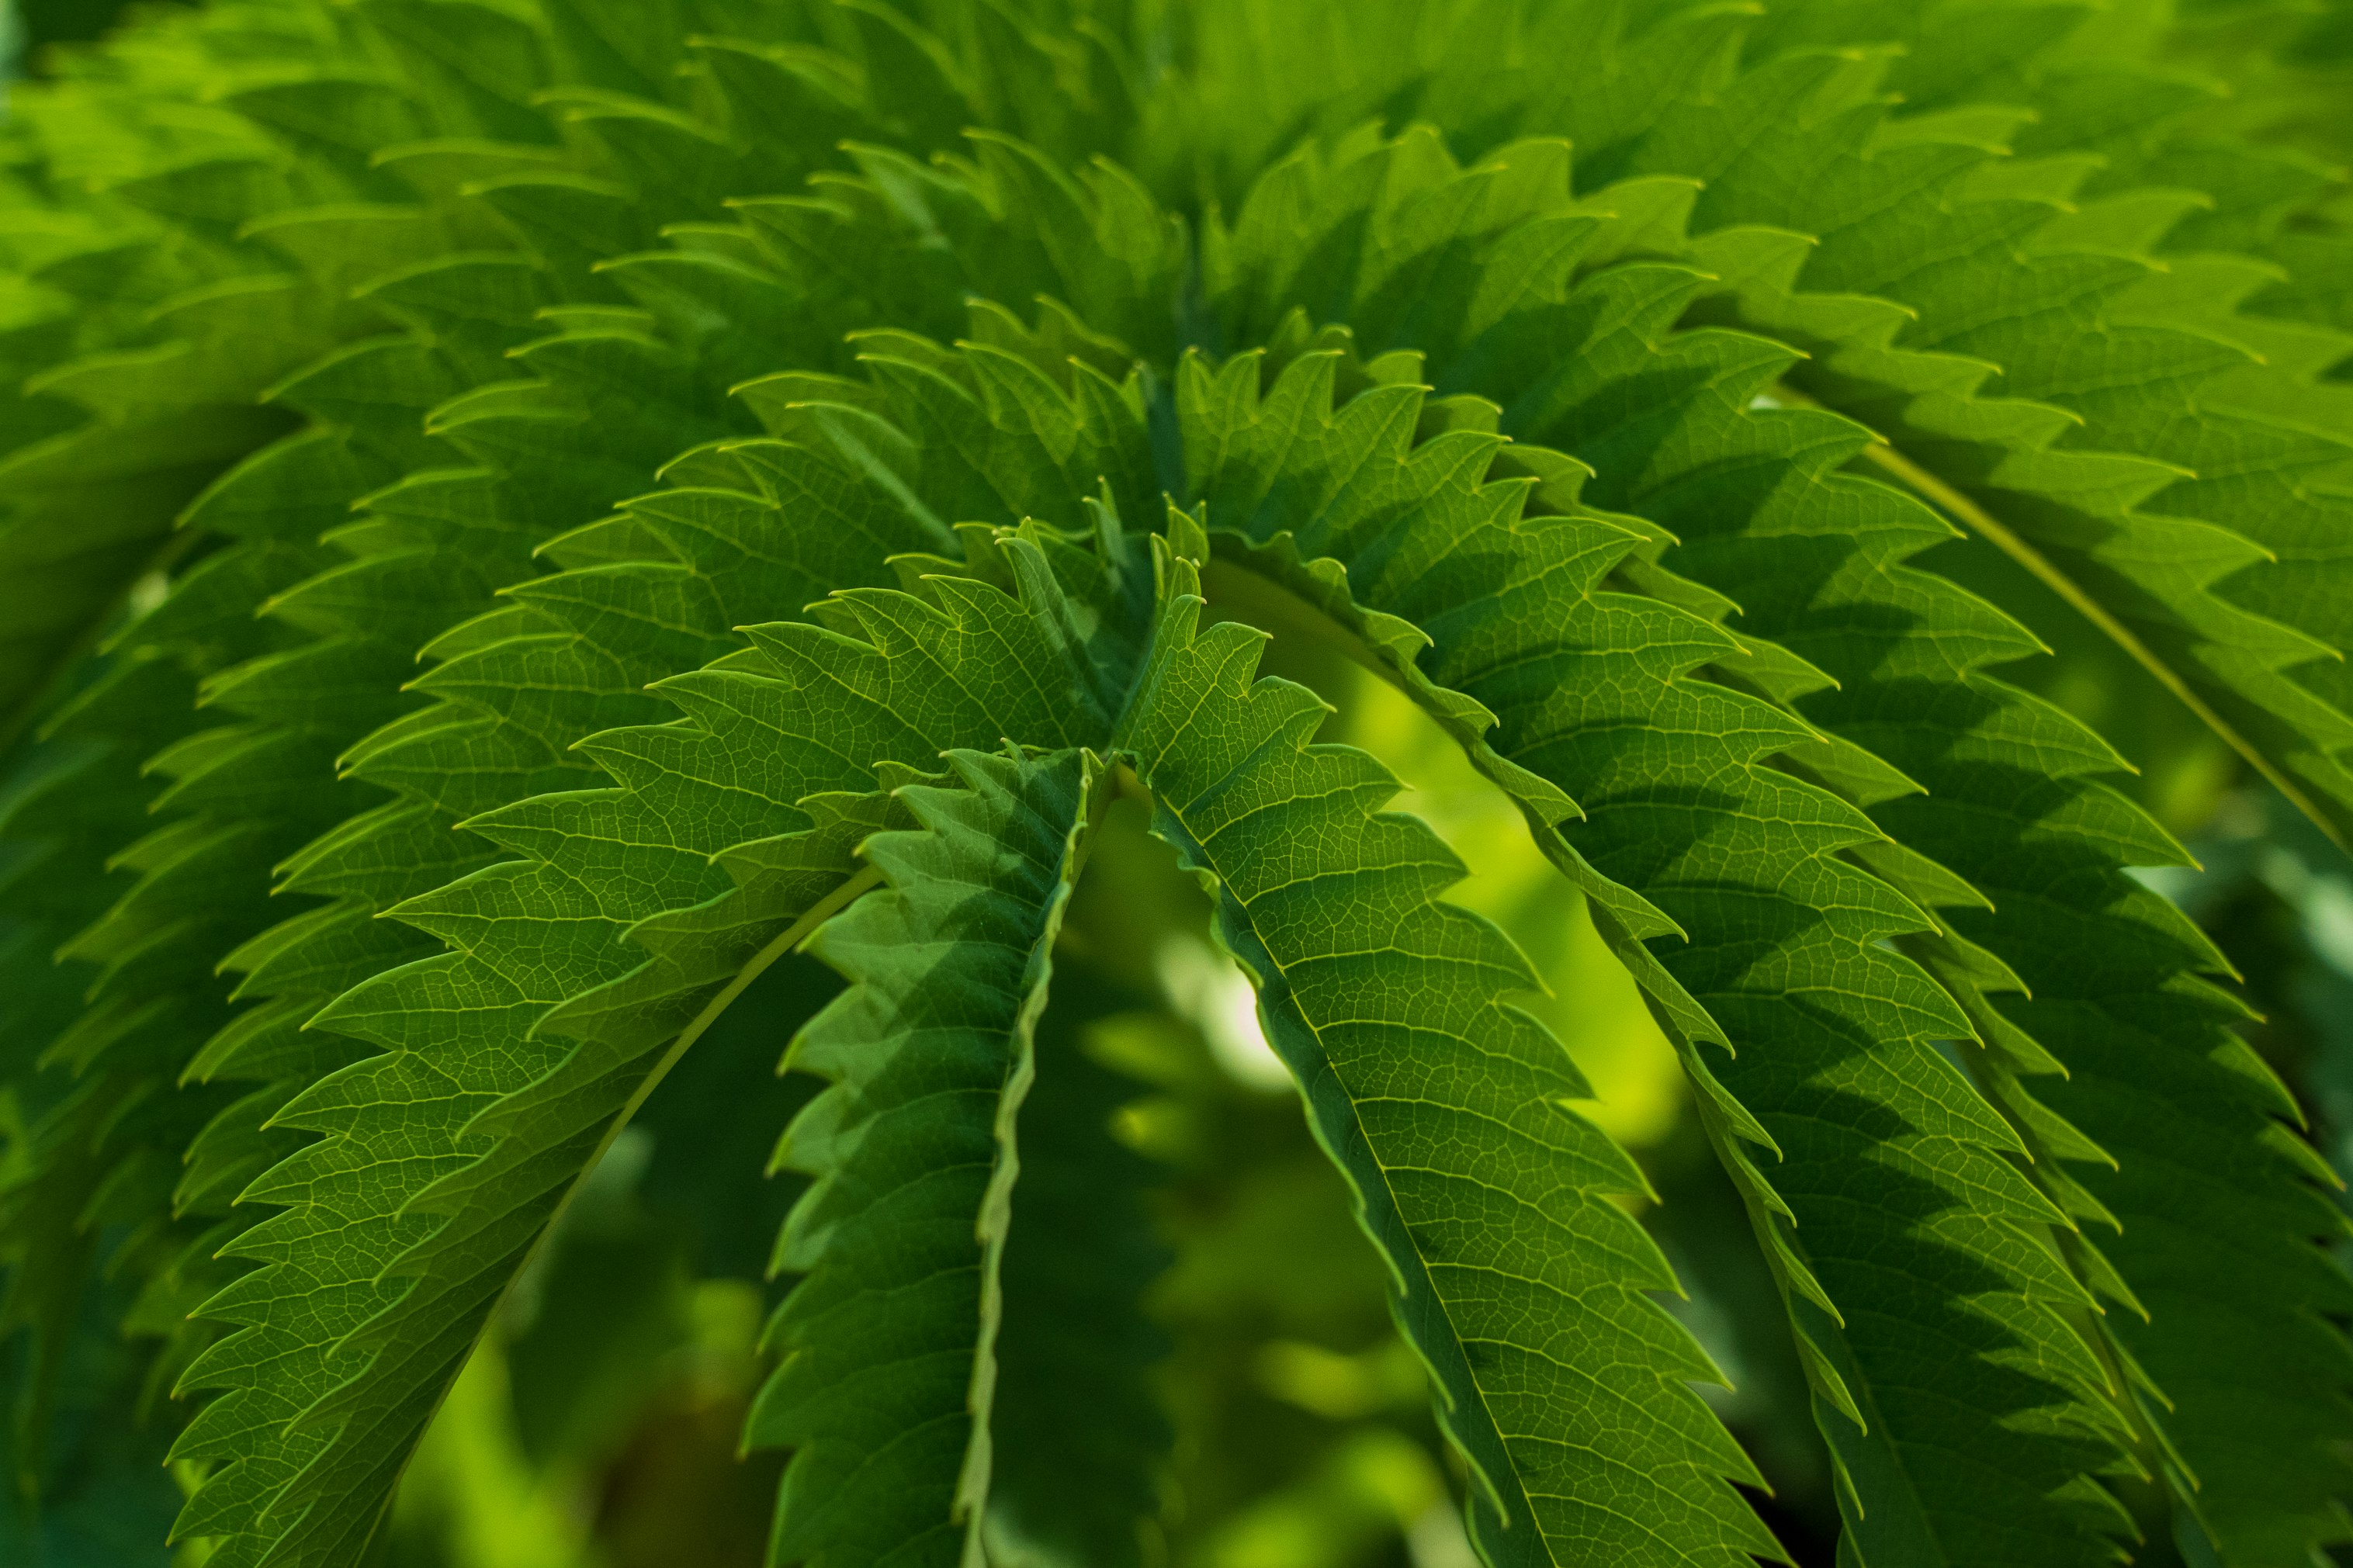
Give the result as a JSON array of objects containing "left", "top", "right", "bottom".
[{"left": 0, "top": 1, "right": 2349, "bottom": 1566}]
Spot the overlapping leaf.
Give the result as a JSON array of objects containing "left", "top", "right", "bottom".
[
  {"left": 170, "top": 348, "right": 1150, "bottom": 1563},
  {"left": 752, "top": 746, "right": 1100, "bottom": 1567},
  {"left": 1175, "top": 124, "right": 2353, "bottom": 1563},
  {"left": 1163, "top": 0, "right": 2353, "bottom": 843},
  {"left": 1127, "top": 524, "right": 1781, "bottom": 1567},
  {"left": 0, "top": 0, "right": 1148, "bottom": 1549},
  {"left": 2, "top": 2, "right": 2350, "bottom": 1566}
]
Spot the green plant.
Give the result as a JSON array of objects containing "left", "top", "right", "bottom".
[{"left": 2, "top": 0, "right": 2351, "bottom": 1563}]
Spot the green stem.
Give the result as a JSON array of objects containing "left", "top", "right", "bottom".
[{"left": 1776, "top": 386, "right": 2343, "bottom": 848}]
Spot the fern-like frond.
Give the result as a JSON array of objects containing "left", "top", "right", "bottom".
[
  {"left": 1176, "top": 344, "right": 2134, "bottom": 1562},
  {"left": 176, "top": 328, "right": 1770, "bottom": 1562},
  {"left": 3, "top": 3, "right": 2350, "bottom": 1565},
  {"left": 1166, "top": 0, "right": 2353, "bottom": 846},
  {"left": 1129, "top": 521, "right": 1781, "bottom": 1566},
  {"left": 0, "top": 0, "right": 1128, "bottom": 1532},
  {"left": 171, "top": 355, "right": 1145, "bottom": 1560},
  {"left": 1176, "top": 120, "right": 2353, "bottom": 1561}
]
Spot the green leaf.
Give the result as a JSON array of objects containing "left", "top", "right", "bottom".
[
  {"left": 0, "top": 4, "right": 1092, "bottom": 1532},
  {"left": 1170, "top": 120, "right": 2353, "bottom": 1562},
  {"left": 1125, "top": 528, "right": 1783, "bottom": 1568},
  {"left": 168, "top": 430, "right": 1128, "bottom": 1563},
  {"left": 8, "top": 5, "right": 2353, "bottom": 1566},
  {"left": 752, "top": 745, "right": 1102, "bottom": 1566}
]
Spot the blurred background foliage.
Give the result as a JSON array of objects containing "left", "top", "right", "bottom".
[{"left": 4, "top": 4, "right": 2350, "bottom": 1566}]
